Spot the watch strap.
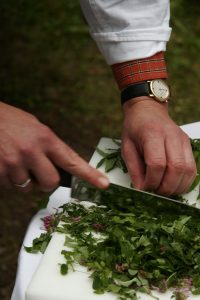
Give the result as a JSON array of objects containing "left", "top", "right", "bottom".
[{"left": 121, "top": 82, "right": 150, "bottom": 105}]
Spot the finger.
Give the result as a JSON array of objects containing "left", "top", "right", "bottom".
[
  {"left": 8, "top": 167, "right": 33, "bottom": 192},
  {"left": 157, "top": 131, "right": 185, "bottom": 196},
  {"left": 47, "top": 139, "right": 109, "bottom": 189},
  {"left": 0, "top": 153, "right": 32, "bottom": 192},
  {"left": 122, "top": 138, "right": 145, "bottom": 189},
  {"left": 0, "top": 164, "right": 11, "bottom": 188},
  {"left": 173, "top": 134, "right": 197, "bottom": 195},
  {"left": 143, "top": 134, "right": 166, "bottom": 191},
  {"left": 27, "top": 154, "right": 61, "bottom": 192}
]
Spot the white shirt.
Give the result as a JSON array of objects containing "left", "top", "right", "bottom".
[{"left": 80, "top": 0, "right": 171, "bottom": 65}]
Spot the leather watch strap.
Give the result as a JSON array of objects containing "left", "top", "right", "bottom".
[{"left": 121, "top": 82, "right": 150, "bottom": 105}]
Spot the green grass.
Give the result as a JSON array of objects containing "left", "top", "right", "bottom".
[{"left": 168, "top": 0, "right": 200, "bottom": 123}]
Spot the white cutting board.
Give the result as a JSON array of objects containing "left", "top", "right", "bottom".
[{"left": 26, "top": 137, "right": 200, "bottom": 300}]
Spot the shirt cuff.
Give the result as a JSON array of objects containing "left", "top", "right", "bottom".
[{"left": 111, "top": 52, "right": 168, "bottom": 91}]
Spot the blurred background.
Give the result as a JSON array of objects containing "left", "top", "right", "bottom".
[{"left": 0, "top": 0, "right": 200, "bottom": 299}]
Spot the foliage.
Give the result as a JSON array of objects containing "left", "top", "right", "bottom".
[
  {"left": 96, "top": 139, "right": 127, "bottom": 173},
  {"left": 26, "top": 200, "right": 200, "bottom": 300}
]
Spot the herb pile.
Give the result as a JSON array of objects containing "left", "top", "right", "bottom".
[
  {"left": 25, "top": 138, "right": 200, "bottom": 300},
  {"left": 58, "top": 202, "right": 200, "bottom": 300},
  {"left": 26, "top": 200, "right": 200, "bottom": 300}
]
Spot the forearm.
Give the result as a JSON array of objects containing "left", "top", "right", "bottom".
[{"left": 80, "top": 0, "right": 171, "bottom": 64}]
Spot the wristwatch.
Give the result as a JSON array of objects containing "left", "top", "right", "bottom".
[{"left": 121, "top": 79, "right": 170, "bottom": 105}]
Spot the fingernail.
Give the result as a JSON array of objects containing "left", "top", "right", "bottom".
[
  {"left": 98, "top": 177, "right": 110, "bottom": 188},
  {"left": 132, "top": 181, "right": 142, "bottom": 190}
]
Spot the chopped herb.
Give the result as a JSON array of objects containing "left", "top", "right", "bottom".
[
  {"left": 26, "top": 198, "right": 200, "bottom": 299},
  {"left": 96, "top": 140, "right": 128, "bottom": 173},
  {"left": 60, "top": 263, "right": 68, "bottom": 275},
  {"left": 24, "top": 232, "right": 51, "bottom": 254},
  {"left": 25, "top": 139, "right": 200, "bottom": 300},
  {"left": 55, "top": 200, "right": 200, "bottom": 300}
]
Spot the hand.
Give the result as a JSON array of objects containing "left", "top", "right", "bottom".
[
  {"left": 0, "top": 102, "right": 109, "bottom": 192},
  {"left": 122, "top": 97, "right": 196, "bottom": 196}
]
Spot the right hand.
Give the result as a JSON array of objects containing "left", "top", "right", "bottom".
[{"left": 0, "top": 102, "right": 109, "bottom": 192}]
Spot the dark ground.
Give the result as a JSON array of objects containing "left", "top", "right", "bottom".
[{"left": 0, "top": 1, "right": 200, "bottom": 299}]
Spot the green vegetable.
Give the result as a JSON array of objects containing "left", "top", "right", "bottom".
[
  {"left": 24, "top": 233, "right": 51, "bottom": 254},
  {"left": 60, "top": 263, "right": 68, "bottom": 275},
  {"left": 96, "top": 139, "right": 128, "bottom": 173},
  {"left": 25, "top": 138, "right": 200, "bottom": 299},
  {"left": 190, "top": 139, "right": 200, "bottom": 193},
  {"left": 54, "top": 201, "right": 200, "bottom": 299},
  {"left": 25, "top": 200, "right": 200, "bottom": 299}
]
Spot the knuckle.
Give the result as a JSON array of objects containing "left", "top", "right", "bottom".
[
  {"left": 38, "top": 125, "right": 54, "bottom": 143},
  {"left": 182, "top": 131, "right": 190, "bottom": 141},
  {"left": 29, "top": 113, "right": 39, "bottom": 122},
  {"left": 168, "top": 160, "right": 185, "bottom": 174},
  {"left": 66, "top": 153, "right": 82, "bottom": 171},
  {"left": 20, "top": 144, "right": 34, "bottom": 157},
  {"left": 42, "top": 174, "right": 60, "bottom": 191},
  {"left": 146, "top": 158, "right": 166, "bottom": 171},
  {"left": 4, "top": 155, "right": 19, "bottom": 169},
  {"left": 140, "top": 123, "right": 163, "bottom": 139},
  {"left": 68, "top": 161, "right": 82, "bottom": 173},
  {"left": 186, "top": 162, "right": 197, "bottom": 177},
  {"left": 157, "top": 184, "right": 172, "bottom": 197},
  {"left": 129, "top": 172, "right": 138, "bottom": 181},
  {"left": 51, "top": 175, "right": 60, "bottom": 187}
]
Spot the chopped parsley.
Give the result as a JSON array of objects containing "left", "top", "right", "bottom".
[{"left": 25, "top": 138, "right": 200, "bottom": 299}]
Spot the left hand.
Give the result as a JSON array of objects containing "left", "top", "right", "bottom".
[{"left": 121, "top": 97, "right": 197, "bottom": 196}]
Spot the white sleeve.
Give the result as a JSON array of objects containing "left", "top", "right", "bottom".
[{"left": 80, "top": 0, "right": 171, "bottom": 65}]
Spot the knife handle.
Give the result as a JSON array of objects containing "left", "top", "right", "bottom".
[{"left": 56, "top": 167, "right": 72, "bottom": 188}]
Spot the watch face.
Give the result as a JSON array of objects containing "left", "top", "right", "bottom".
[{"left": 150, "top": 79, "right": 170, "bottom": 102}]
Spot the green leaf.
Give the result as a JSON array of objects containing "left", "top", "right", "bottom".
[
  {"left": 112, "top": 139, "right": 121, "bottom": 147},
  {"left": 114, "top": 277, "right": 139, "bottom": 287},
  {"left": 93, "top": 275, "right": 103, "bottom": 290},
  {"left": 96, "top": 147, "right": 107, "bottom": 157},
  {"left": 95, "top": 145, "right": 127, "bottom": 173},
  {"left": 192, "top": 288, "right": 200, "bottom": 295},
  {"left": 105, "top": 158, "right": 117, "bottom": 172},
  {"left": 96, "top": 157, "right": 106, "bottom": 169},
  {"left": 189, "top": 174, "right": 200, "bottom": 191},
  {"left": 24, "top": 246, "right": 39, "bottom": 254},
  {"left": 108, "top": 284, "right": 121, "bottom": 293},
  {"left": 166, "top": 272, "right": 177, "bottom": 287},
  {"left": 128, "top": 269, "right": 138, "bottom": 276},
  {"left": 60, "top": 263, "right": 68, "bottom": 275}
]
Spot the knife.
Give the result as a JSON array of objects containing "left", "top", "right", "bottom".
[{"left": 57, "top": 168, "right": 200, "bottom": 218}]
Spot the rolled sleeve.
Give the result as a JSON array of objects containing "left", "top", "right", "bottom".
[{"left": 80, "top": 0, "right": 171, "bottom": 64}]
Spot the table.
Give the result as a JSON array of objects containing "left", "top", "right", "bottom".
[{"left": 11, "top": 122, "right": 200, "bottom": 300}]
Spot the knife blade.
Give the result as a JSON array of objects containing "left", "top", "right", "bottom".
[
  {"left": 71, "top": 178, "right": 200, "bottom": 218},
  {"left": 56, "top": 168, "right": 200, "bottom": 218}
]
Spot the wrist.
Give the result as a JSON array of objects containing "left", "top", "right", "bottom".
[{"left": 123, "top": 96, "right": 168, "bottom": 116}]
